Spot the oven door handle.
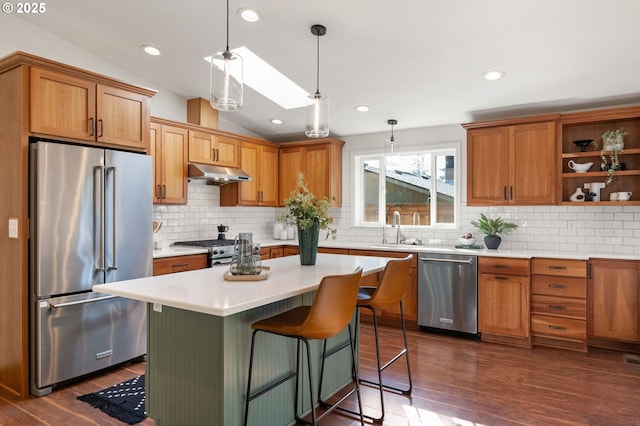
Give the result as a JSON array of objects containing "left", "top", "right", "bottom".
[{"left": 420, "top": 257, "right": 474, "bottom": 264}]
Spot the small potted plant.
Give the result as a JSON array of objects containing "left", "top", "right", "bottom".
[
  {"left": 600, "top": 128, "right": 628, "bottom": 185},
  {"left": 470, "top": 213, "right": 518, "bottom": 250}
]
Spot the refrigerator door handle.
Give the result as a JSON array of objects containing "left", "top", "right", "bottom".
[
  {"left": 107, "top": 166, "right": 118, "bottom": 271},
  {"left": 95, "top": 165, "right": 105, "bottom": 272},
  {"left": 49, "top": 295, "right": 118, "bottom": 309}
]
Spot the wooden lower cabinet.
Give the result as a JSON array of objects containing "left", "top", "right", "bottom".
[
  {"left": 588, "top": 258, "right": 640, "bottom": 351},
  {"left": 531, "top": 258, "right": 587, "bottom": 352},
  {"left": 478, "top": 257, "right": 531, "bottom": 347},
  {"left": 347, "top": 249, "right": 418, "bottom": 329},
  {"left": 153, "top": 254, "right": 208, "bottom": 276}
]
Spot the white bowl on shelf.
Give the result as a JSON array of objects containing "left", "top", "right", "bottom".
[{"left": 458, "top": 237, "right": 476, "bottom": 246}]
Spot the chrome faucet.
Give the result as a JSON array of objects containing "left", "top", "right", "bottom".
[
  {"left": 412, "top": 211, "right": 421, "bottom": 226},
  {"left": 392, "top": 210, "right": 401, "bottom": 244}
]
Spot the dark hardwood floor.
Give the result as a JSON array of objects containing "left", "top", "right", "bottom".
[{"left": 1, "top": 324, "right": 639, "bottom": 425}]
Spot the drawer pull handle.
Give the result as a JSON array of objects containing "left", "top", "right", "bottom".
[
  {"left": 548, "top": 265, "right": 567, "bottom": 270},
  {"left": 548, "top": 325, "right": 567, "bottom": 330},
  {"left": 548, "top": 284, "right": 567, "bottom": 289},
  {"left": 548, "top": 305, "right": 567, "bottom": 310},
  {"left": 495, "top": 265, "right": 512, "bottom": 269},
  {"left": 494, "top": 276, "right": 510, "bottom": 281},
  {"left": 173, "top": 263, "right": 189, "bottom": 267}
]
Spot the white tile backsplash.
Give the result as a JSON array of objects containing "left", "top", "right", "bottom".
[{"left": 153, "top": 180, "right": 640, "bottom": 255}]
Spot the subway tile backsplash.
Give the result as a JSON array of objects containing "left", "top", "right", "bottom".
[{"left": 153, "top": 180, "right": 640, "bottom": 255}]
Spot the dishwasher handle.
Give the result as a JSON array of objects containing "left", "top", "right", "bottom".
[{"left": 420, "top": 257, "right": 474, "bottom": 265}]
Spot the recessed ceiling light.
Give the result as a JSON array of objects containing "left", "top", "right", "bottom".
[
  {"left": 205, "top": 46, "right": 309, "bottom": 110},
  {"left": 355, "top": 105, "right": 370, "bottom": 112},
  {"left": 482, "top": 70, "right": 505, "bottom": 81},
  {"left": 270, "top": 119, "right": 284, "bottom": 125},
  {"left": 238, "top": 8, "right": 260, "bottom": 22},
  {"left": 142, "top": 45, "right": 161, "bottom": 56}
]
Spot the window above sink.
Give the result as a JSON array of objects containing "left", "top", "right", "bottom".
[{"left": 353, "top": 142, "right": 460, "bottom": 228}]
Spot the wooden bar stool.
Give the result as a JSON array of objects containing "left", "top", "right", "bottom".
[
  {"left": 243, "top": 267, "right": 365, "bottom": 426},
  {"left": 320, "top": 255, "right": 413, "bottom": 423}
]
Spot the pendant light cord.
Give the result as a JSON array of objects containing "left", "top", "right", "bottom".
[
  {"left": 225, "top": 0, "right": 230, "bottom": 52},
  {"left": 315, "top": 31, "right": 320, "bottom": 96}
]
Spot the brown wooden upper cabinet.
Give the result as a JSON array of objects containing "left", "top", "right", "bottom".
[
  {"left": 220, "top": 139, "right": 279, "bottom": 207},
  {"left": 463, "top": 115, "right": 558, "bottom": 206},
  {"left": 188, "top": 130, "right": 238, "bottom": 167},
  {"left": 150, "top": 121, "right": 188, "bottom": 204},
  {"left": 30, "top": 68, "right": 151, "bottom": 151},
  {"left": 278, "top": 138, "right": 344, "bottom": 207}
]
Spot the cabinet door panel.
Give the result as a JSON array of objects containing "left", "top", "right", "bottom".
[
  {"left": 150, "top": 123, "right": 162, "bottom": 203},
  {"left": 97, "top": 84, "right": 148, "bottom": 150},
  {"left": 478, "top": 274, "right": 529, "bottom": 337},
  {"left": 30, "top": 68, "right": 95, "bottom": 140},
  {"left": 467, "top": 127, "right": 509, "bottom": 205},
  {"left": 259, "top": 145, "right": 279, "bottom": 206},
  {"left": 279, "top": 147, "right": 303, "bottom": 204},
  {"left": 189, "top": 131, "right": 214, "bottom": 164},
  {"left": 589, "top": 259, "right": 640, "bottom": 342},
  {"left": 238, "top": 142, "right": 259, "bottom": 205},
  {"left": 161, "top": 125, "right": 188, "bottom": 204},
  {"left": 215, "top": 135, "right": 238, "bottom": 167},
  {"left": 305, "top": 145, "right": 330, "bottom": 201},
  {"left": 510, "top": 122, "right": 555, "bottom": 204}
]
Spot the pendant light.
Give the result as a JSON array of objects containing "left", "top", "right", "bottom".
[
  {"left": 210, "top": 0, "right": 243, "bottom": 111},
  {"left": 305, "top": 24, "right": 329, "bottom": 138},
  {"left": 386, "top": 119, "right": 398, "bottom": 155}
]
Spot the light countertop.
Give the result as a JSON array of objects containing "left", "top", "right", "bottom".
[
  {"left": 95, "top": 253, "right": 391, "bottom": 317},
  {"left": 152, "top": 246, "right": 209, "bottom": 258},
  {"left": 153, "top": 238, "right": 639, "bottom": 261},
  {"left": 258, "top": 239, "right": 639, "bottom": 260}
]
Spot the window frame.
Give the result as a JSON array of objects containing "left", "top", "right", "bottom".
[{"left": 352, "top": 141, "right": 461, "bottom": 229}]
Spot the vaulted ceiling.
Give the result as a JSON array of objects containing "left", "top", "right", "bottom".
[{"left": 15, "top": 0, "right": 640, "bottom": 141}]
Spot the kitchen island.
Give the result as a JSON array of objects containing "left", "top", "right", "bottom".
[{"left": 94, "top": 254, "right": 391, "bottom": 426}]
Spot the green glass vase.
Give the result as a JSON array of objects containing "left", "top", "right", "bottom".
[{"left": 298, "top": 222, "right": 319, "bottom": 265}]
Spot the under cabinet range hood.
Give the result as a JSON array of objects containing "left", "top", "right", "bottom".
[{"left": 188, "top": 162, "right": 251, "bottom": 185}]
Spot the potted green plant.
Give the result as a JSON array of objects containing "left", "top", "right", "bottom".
[
  {"left": 600, "top": 128, "right": 628, "bottom": 185},
  {"left": 284, "top": 173, "right": 337, "bottom": 264},
  {"left": 470, "top": 213, "right": 518, "bottom": 249}
]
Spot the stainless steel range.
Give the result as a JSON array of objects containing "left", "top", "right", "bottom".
[{"left": 173, "top": 239, "right": 236, "bottom": 266}]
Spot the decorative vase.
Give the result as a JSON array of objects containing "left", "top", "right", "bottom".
[
  {"left": 273, "top": 222, "right": 284, "bottom": 239},
  {"left": 298, "top": 222, "right": 319, "bottom": 265},
  {"left": 286, "top": 224, "right": 296, "bottom": 240},
  {"left": 484, "top": 235, "right": 502, "bottom": 250}
]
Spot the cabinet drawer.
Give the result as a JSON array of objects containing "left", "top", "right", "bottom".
[
  {"left": 478, "top": 257, "right": 529, "bottom": 276},
  {"left": 532, "top": 275, "right": 586, "bottom": 298},
  {"left": 532, "top": 294, "right": 586, "bottom": 318},
  {"left": 531, "top": 258, "right": 586, "bottom": 278},
  {"left": 153, "top": 254, "right": 208, "bottom": 276},
  {"left": 531, "top": 315, "right": 586, "bottom": 340}
]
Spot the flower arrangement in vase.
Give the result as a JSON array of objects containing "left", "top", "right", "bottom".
[{"left": 284, "top": 173, "right": 336, "bottom": 264}]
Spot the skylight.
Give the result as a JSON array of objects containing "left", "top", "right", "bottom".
[{"left": 205, "top": 46, "right": 309, "bottom": 110}]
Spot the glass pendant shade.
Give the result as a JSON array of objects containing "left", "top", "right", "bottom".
[
  {"left": 210, "top": 49, "right": 244, "bottom": 111},
  {"left": 305, "top": 92, "right": 329, "bottom": 138}
]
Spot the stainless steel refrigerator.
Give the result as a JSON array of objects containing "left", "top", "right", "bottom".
[{"left": 29, "top": 141, "right": 152, "bottom": 396}]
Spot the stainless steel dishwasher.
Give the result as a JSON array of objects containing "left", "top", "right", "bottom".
[{"left": 417, "top": 252, "right": 478, "bottom": 337}]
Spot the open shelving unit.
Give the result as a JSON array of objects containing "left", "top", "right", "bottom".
[{"left": 559, "top": 106, "right": 640, "bottom": 205}]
